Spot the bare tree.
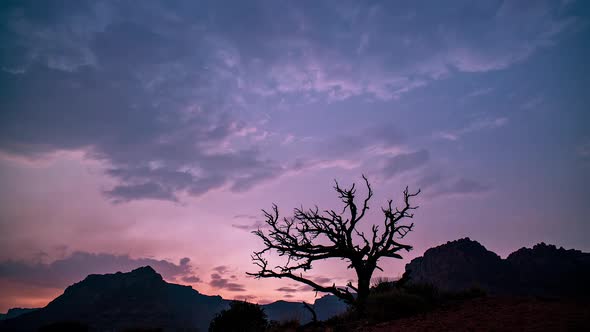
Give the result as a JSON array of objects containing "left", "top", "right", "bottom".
[{"left": 247, "top": 175, "right": 420, "bottom": 316}]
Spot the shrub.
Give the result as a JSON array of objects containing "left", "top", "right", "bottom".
[
  {"left": 208, "top": 301, "right": 268, "bottom": 332},
  {"left": 371, "top": 277, "right": 398, "bottom": 294},
  {"left": 365, "top": 289, "right": 431, "bottom": 322},
  {"left": 266, "top": 319, "right": 300, "bottom": 332},
  {"left": 366, "top": 281, "right": 490, "bottom": 322},
  {"left": 403, "top": 282, "right": 440, "bottom": 303},
  {"left": 364, "top": 280, "right": 444, "bottom": 322}
]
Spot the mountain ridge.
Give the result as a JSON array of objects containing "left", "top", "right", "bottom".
[
  {"left": 405, "top": 238, "right": 590, "bottom": 297},
  {"left": 3, "top": 239, "right": 588, "bottom": 330},
  {"left": 0, "top": 266, "right": 346, "bottom": 331}
]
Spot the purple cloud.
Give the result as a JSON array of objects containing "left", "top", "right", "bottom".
[
  {"left": 0, "top": 0, "right": 577, "bottom": 203},
  {"left": 382, "top": 150, "right": 430, "bottom": 178},
  {"left": 275, "top": 287, "right": 299, "bottom": 293},
  {"left": 429, "top": 178, "right": 491, "bottom": 198},
  {"left": 0, "top": 252, "right": 198, "bottom": 288},
  {"left": 209, "top": 273, "right": 246, "bottom": 292}
]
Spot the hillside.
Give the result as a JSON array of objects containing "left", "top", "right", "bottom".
[{"left": 363, "top": 296, "right": 590, "bottom": 332}]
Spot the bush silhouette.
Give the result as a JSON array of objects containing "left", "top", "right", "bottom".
[
  {"left": 371, "top": 277, "right": 398, "bottom": 293},
  {"left": 208, "top": 301, "right": 268, "bottom": 332},
  {"left": 363, "top": 279, "right": 486, "bottom": 323},
  {"left": 266, "top": 319, "right": 300, "bottom": 332},
  {"left": 366, "top": 288, "right": 430, "bottom": 322}
]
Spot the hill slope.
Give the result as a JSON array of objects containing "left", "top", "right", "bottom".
[{"left": 364, "top": 296, "right": 590, "bottom": 332}]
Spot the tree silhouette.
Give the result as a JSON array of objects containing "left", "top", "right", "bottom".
[
  {"left": 208, "top": 301, "right": 268, "bottom": 332},
  {"left": 248, "top": 175, "right": 420, "bottom": 316}
]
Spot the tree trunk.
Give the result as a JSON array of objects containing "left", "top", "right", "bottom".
[{"left": 355, "top": 272, "right": 371, "bottom": 317}]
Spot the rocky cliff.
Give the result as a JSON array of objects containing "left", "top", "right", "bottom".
[{"left": 405, "top": 238, "right": 590, "bottom": 297}]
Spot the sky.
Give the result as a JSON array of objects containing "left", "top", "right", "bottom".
[{"left": 1, "top": 0, "right": 589, "bottom": 312}]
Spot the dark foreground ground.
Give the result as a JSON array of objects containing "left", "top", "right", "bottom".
[{"left": 359, "top": 296, "right": 590, "bottom": 332}]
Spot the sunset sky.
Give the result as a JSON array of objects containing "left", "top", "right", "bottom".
[{"left": 1, "top": 0, "right": 589, "bottom": 312}]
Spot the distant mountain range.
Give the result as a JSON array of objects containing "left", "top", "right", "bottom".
[
  {"left": 2, "top": 238, "right": 588, "bottom": 331},
  {"left": 0, "top": 266, "right": 346, "bottom": 331},
  {"left": 0, "top": 308, "right": 37, "bottom": 322},
  {"left": 405, "top": 238, "right": 590, "bottom": 297}
]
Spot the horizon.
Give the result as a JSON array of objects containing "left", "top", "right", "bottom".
[
  {"left": 1, "top": 0, "right": 589, "bottom": 313},
  {"left": 0, "top": 237, "right": 581, "bottom": 313}
]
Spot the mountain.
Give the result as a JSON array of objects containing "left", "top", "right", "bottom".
[
  {"left": 312, "top": 293, "right": 349, "bottom": 321},
  {"left": 506, "top": 243, "right": 590, "bottom": 297},
  {"left": 261, "top": 295, "right": 349, "bottom": 323},
  {"left": 0, "top": 308, "right": 37, "bottom": 321},
  {"left": 0, "top": 266, "right": 347, "bottom": 331},
  {"left": 405, "top": 238, "right": 590, "bottom": 297},
  {"left": 404, "top": 238, "right": 510, "bottom": 293},
  {"left": 262, "top": 300, "right": 310, "bottom": 322},
  {"left": 11, "top": 238, "right": 585, "bottom": 330},
  {"left": 0, "top": 266, "right": 226, "bottom": 331}
]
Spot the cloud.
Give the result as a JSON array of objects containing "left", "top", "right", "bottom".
[
  {"left": 231, "top": 221, "right": 269, "bottom": 232},
  {"left": 312, "top": 276, "right": 333, "bottom": 284},
  {"left": 0, "top": 53, "right": 285, "bottom": 203},
  {"left": 0, "top": 252, "right": 198, "bottom": 289},
  {"left": 0, "top": 0, "right": 577, "bottom": 202},
  {"left": 208, "top": 265, "right": 246, "bottom": 292},
  {"left": 209, "top": 273, "right": 246, "bottom": 292},
  {"left": 285, "top": 124, "right": 406, "bottom": 174},
  {"left": 280, "top": 123, "right": 405, "bottom": 175},
  {"left": 412, "top": 168, "right": 491, "bottom": 199},
  {"left": 275, "top": 287, "right": 299, "bottom": 293},
  {"left": 283, "top": 276, "right": 334, "bottom": 292},
  {"left": 436, "top": 117, "right": 508, "bottom": 141},
  {"left": 464, "top": 87, "right": 494, "bottom": 99},
  {"left": 231, "top": 214, "right": 270, "bottom": 232},
  {"left": 298, "top": 285, "right": 315, "bottom": 292},
  {"left": 181, "top": 275, "right": 202, "bottom": 283},
  {"left": 233, "top": 214, "right": 258, "bottom": 220},
  {"left": 416, "top": 171, "right": 444, "bottom": 190},
  {"left": 105, "top": 182, "right": 179, "bottom": 203},
  {"left": 382, "top": 150, "right": 430, "bottom": 178},
  {"left": 235, "top": 294, "right": 258, "bottom": 301},
  {"left": 290, "top": 158, "right": 361, "bottom": 174},
  {"left": 577, "top": 140, "right": 590, "bottom": 158},
  {"left": 429, "top": 178, "right": 491, "bottom": 198},
  {"left": 240, "top": 1, "right": 576, "bottom": 101},
  {"left": 437, "top": 1, "right": 577, "bottom": 72},
  {"left": 212, "top": 265, "right": 229, "bottom": 274},
  {"left": 0, "top": 1, "right": 288, "bottom": 203},
  {"left": 521, "top": 96, "right": 544, "bottom": 110}
]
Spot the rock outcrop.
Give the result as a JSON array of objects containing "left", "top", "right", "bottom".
[
  {"left": 404, "top": 238, "right": 510, "bottom": 293},
  {"left": 405, "top": 238, "right": 590, "bottom": 298},
  {"left": 506, "top": 243, "right": 590, "bottom": 297}
]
